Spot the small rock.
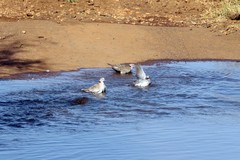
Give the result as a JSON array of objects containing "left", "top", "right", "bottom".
[
  {"left": 35, "top": 12, "right": 41, "bottom": 17},
  {"left": 228, "top": 13, "right": 240, "bottom": 20},
  {"left": 85, "top": 10, "right": 91, "bottom": 14},
  {"left": 178, "top": 20, "right": 184, "bottom": 23},
  {"left": 19, "top": 44, "right": 24, "bottom": 48},
  {"left": 26, "top": 12, "right": 34, "bottom": 17},
  {"left": 79, "top": 9, "right": 85, "bottom": 13},
  {"left": 74, "top": 97, "right": 89, "bottom": 105},
  {"left": 132, "top": 17, "right": 137, "bottom": 21},
  {"left": 0, "top": 36, "right": 6, "bottom": 40},
  {"left": 22, "top": 30, "right": 26, "bottom": 34},
  {"left": 149, "top": 18, "right": 154, "bottom": 22},
  {"left": 87, "top": 2, "right": 94, "bottom": 6},
  {"left": 99, "top": 12, "right": 107, "bottom": 17},
  {"left": 206, "top": 24, "right": 211, "bottom": 28},
  {"left": 191, "top": 21, "right": 197, "bottom": 25}
]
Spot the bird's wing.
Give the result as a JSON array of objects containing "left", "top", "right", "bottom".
[
  {"left": 108, "top": 63, "right": 121, "bottom": 72},
  {"left": 107, "top": 63, "right": 114, "bottom": 67},
  {"left": 133, "top": 79, "right": 151, "bottom": 87},
  {"left": 82, "top": 83, "right": 100, "bottom": 93},
  {"left": 136, "top": 64, "right": 146, "bottom": 79},
  {"left": 88, "top": 83, "right": 101, "bottom": 93},
  {"left": 120, "top": 64, "right": 132, "bottom": 74}
]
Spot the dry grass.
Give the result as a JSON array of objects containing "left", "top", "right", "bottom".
[
  {"left": 227, "top": 23, "right": 240, "bottom": 29},
  {"left": 205, "top": 0, "right": 240, "bottom": 21}
]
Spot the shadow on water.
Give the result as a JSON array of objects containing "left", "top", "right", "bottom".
[{"left": 0, "top": 35, "right": 47, "bottom": 75}]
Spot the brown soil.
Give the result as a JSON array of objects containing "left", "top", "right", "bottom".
[{"left": 0, "top": 0, "right": 240, "bottom": 77}]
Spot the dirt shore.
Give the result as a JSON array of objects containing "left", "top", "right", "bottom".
[
  {"left": 0, "top": 20, "right": 240, "bottom": 77},
  {"left": 0, "top": 0, "right": 240, "bottom": 77}
]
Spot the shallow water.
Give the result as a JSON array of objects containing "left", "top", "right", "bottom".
[{"left": 0, "top": 61, "right": 240, "bottom": 160}]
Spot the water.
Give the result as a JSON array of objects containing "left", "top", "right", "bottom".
[{"left": 0, "top": 61, "right": 240, "bottom": 160}]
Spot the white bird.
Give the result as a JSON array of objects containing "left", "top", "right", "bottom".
[
  {"left": 108, "top": 63, "right": 134, "bottom": 74},
  {"left": 135, "top": 64, "right": 148, "bottom": 80},
  {"left": 81, "top": 77, "right": 106, "bottom": 94},
  {"left": 133, "top": 64, "right": 151, "bottom": 87},
  {"left": 133, "top": 77, "right": 151, "bottom": 87}
]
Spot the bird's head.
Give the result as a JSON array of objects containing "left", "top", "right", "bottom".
[
  {"left": 129, "top": 64, "right": 135, "bottom": 69},
  {"left": 99, "top": 77, "right": 105, "bottom": 82}
]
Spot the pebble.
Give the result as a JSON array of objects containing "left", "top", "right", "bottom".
[
  {"left": 149, "top": 18, "right": 154, "bottom": 22},
  {"left": 74, "top": 97, "right": 89, "bottom": 105},
  {"left": 0, "top": 36, "right": 6, "bottom": 40},
  {"left": 26, "top": 12, "right": 34, "bottom": 17}
]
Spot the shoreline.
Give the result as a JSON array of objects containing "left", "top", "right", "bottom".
[
  {"left": 0, "top": 20, "right": 240, "bottom": 77},
  {"left": 1, "top": 59, "right": 240, "bottom": 80}
]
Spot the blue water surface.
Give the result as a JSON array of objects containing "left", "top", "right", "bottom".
[{"left": 0, "top": 61, "right": 240, "bottom": 160}]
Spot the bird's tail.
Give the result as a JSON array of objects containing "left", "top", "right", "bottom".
[
  {"left": 107, "top": 63, "right": 113, "bottom": 67},
  {"left": 81, "top": 89, "right": 90, "bottom": 93}
]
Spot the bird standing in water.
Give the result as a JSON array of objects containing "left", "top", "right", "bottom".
[
  {"left": 108, "top": 63, "right": 134, "bottom": 74},
  {"left": 81, "top": 77, "right": 106, "bottom": 94},
  {"left": 133, "top": 64, "right": 151, "bottom": 87}
]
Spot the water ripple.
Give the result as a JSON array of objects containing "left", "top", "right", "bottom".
[{"left": 1, "top": 61, "right": 240, "bottom": 160}]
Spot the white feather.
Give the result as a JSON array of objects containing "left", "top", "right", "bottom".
[
  {"left": 133, "top": 78, "right": 151, "bottom": 87},
  {"left": 136, "top": 64, "right": 147, "bottom": 79}
]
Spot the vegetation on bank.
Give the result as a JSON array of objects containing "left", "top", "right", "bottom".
[{"left": 205, "top": 0, "right": 240, "bottom": 20}]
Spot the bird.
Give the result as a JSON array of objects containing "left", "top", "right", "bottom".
[
  {"left": 81, "top": 77, "right": 106, "bottom": 94},
  {"left": 135, "top": 64, "right": 148, "bottom": 80},
  {"left": 133, "top": 64, "right": 151, "bottom": 87},
  {"left": 133, "top": 78, "right": 151, "bottom": 87},
  {"left": 108, "top": 63, "right": 134, "bottom": 74}
]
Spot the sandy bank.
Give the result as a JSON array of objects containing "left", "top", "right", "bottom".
[{"left": 0, "top": 20, "right": 240, "bottom": 77}]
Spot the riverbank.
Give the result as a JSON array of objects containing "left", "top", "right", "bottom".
[{"left": 0, "top": 20, "right": 240, "bottom": 77}]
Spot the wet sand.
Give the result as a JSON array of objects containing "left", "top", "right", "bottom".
[{"left": 0, "top": 20, "right": 240, "bottom": 77}]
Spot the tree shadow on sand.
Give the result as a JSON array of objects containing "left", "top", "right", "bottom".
[{"left": 0, "top": 37, "right": 47, "bottom": 74}]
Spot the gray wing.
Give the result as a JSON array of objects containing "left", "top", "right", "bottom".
[
  {"left": 82, "top": 83, "right": 100, "bottom": 93},
  {"left": 136, "top": 64, "right": 146, "bottom": 79},
  {"left": 133, "top": 78, "right": 151, "bottom": 87},
  {"left": 108, "top": 63, "right": 131, "bottom": 74},
  {"left": 108, "top": 63, "right": 121, "bottom": 72},
  {"left": 120, "top": 64, "right": 132, "bottom": 74}
]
